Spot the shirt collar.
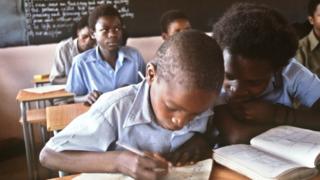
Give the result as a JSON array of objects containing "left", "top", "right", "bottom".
[
  {"left": 88, "top": 46, "right": 131, "bottom": 64},
  {"left": 307, "top": 30, "right": 320, "bottom": 51},
  {"left": 123, "top": 80, "right": 213, "bottom": 129},
  {"left": 123, "top": 80, "right": 155, "bottom": 128}
]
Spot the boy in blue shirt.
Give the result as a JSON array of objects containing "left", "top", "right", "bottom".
[
  {"left": 212, "top": 3, "right": 320, "bottom": 145},
  {"left": 40, "top": 30, "right": 224, "bottom": 180},
  {"left": 66, "top": 5, "right": 145, "bottom": 105}
]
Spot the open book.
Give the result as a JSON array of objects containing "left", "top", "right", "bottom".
[
  {"left": 73, "top": 158, "right": 212, "bottom": 180},
  {"left": 213, "top": 126, "right": 320, "bottom": 180}
]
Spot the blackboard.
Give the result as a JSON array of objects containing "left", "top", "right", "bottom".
[{"left": 0, "top": 0, "right": 310, "bottom": 47}]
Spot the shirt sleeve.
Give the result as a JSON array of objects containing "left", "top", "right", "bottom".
[
  {"left": 65, "top": 57, "right": 88, "bottom": 96},
  {"left": 45, "top": 107, "right": 116, "bottom": 152},
  {"left": 288, "top": 60, "right": 320, "bottom": 107},
  {"left": 137, "top": 51, "right": 146, "bottom": 80},
  {"left": 49, "top": 43, "right": 67, "bottom": 82}
]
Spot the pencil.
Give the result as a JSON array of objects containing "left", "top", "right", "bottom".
[
  {"left": 116, "top": 141, "right": 145, "bottom": 156},
  {"left": 116, "top": 141, "right": 169, "bottom": 172},
  {"left": 138, "top": 71, "right": 145, "bottom": 80}
]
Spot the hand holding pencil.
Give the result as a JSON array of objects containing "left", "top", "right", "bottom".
[{"left": 116, "top": 142, "right": 170, "bottom": 180}]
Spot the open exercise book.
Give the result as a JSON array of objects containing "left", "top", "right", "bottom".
[
  {"left": 213, "top": 126, "right": 320, "bottom": 180},
  {"left": 73, "top": 159, "right": 212, "bottom": 180}
]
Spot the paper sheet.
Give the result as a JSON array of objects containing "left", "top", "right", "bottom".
[
  {"left": 23, "top": 85, "right": 66, "bottom": 94},
  {"left": 73, "top": 159, "right": 213, "bottom": 180}
]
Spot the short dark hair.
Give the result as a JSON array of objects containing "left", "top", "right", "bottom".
[
  {"left": 71, "top": 15, "right": 89, "bottom": 39},
  {"left": 308, "top": 0, "right": 320, "bottom": 16},
  {"left": 213, "top": 3, "right": 298, "bottom": 69},
  {"left": 152, "top": 30, "right": 224, "bottom": 91},
  {"left": 160, "top": 10, "right": 189, "bottom": 33},
  {"left": 88, "top": 5, "right": 122, "bottom": 31}
]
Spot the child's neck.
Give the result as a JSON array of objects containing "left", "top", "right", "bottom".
[{"left": 99, "top": 48, "right": 118, "bottom": 69}]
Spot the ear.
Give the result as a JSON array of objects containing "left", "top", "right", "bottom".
[
  {"left": 89, "top": 29, "right": 96, "bottom": 39},
  {"left": 161, "top": 32, "right": 169, "bottom": 40},
  {"left": 308, "top": 16, "right": 314, "bottom": 25},
  {"left": 146, "top": 63, "right": 157, "bottom": 85}
]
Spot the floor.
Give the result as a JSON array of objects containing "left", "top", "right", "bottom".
[{"left": 0, "top": 138, "right": 58, "bottom": 180}]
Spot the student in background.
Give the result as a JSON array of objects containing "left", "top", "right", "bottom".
[
  {"left": 296, "top": 0, "right": 320, "bottom": 76},
  {"left": 40, "top": 30, "right": 224, "bottom": 180},
  {"left": 160, "top": 9, "right": 191, "bottom": 40},
  {"left": 66, "top": 5, "right": 145, "bottom": 105},
  {"left": 211, "top": 3, "right": 320, "bottom": 145},
  {"left": 49, "top": 15, "right": 96, "bottom": 84}
]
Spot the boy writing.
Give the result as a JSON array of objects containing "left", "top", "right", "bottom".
[
  {"left": 212, "top": 3, "right": 320, "bottom": 145},
  {"left": 40, "top": 30, "right": 224, "bottom": 180},
  {"left": 66, "top": 5, "right": 145, "bottom": 105}
]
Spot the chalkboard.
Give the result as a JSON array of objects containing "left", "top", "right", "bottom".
[
  {"left": 24, "top": 0, "right": 133, "bottom": 45},
  {"left": 0, "top": 0, "right": 310, "bottom": 47}
]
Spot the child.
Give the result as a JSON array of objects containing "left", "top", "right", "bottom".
[
  {"left": 49, "top": 15, "right": 96, "bottom": 84},
  {"left": 296, "top": 0, "right": 320, "bottom": 76},
  {"left": 212, "top": 3, "right": 320, "bottom": 145},
  {"left": 39, "top": 30, "right": 224, "bottom": 180},
  {"left": 66, "top": 5, "right": 145, "bottom": 105},
  {"left": 160, "top": 9, "right": 191, "bottom": 40}
]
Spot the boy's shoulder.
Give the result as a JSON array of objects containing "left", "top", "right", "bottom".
[
  {"left": 73, "top": 48, "right": 96, "bottom": 65},
  {"left": 91, "top": 83, "right": 141, "bottom": 114},
  {"left": 119, "top": 46, "right": 143, "bottom": 59}
]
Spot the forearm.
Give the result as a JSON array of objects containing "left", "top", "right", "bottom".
[
  {"left": 214, "top": 105, "right": 273, "bottom": 145},
  {"left": 273, "top": 103, "right": 320, "bottom": 130},
  {"left": 39, "top": 147, "right": 120, "bottom": 173}
]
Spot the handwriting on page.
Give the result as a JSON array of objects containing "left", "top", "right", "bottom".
[
  {"left": 220, "top": 145, "right": 300, "bottom": 177},
  {"left": 255, "top": 126, "right": 320, "bottom": 154},
  {"left": 74, "top": 159, "right": 212, "bottom": 180},
  {"left": 163, "top": 159, "right": 212, "bottom": 180}
]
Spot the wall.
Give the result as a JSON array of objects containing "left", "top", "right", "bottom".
[
  {"left": 0, "top": 36, "right": 163, "bottom": 140},
  {"left": 0, "top": 44, "right": 56, "bottom": 139}
]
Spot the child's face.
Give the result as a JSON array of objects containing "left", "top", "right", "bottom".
[
  {"left": 162, "top": 19, "right": 191, "bottom": 40},
  {"left": 222, "top": 49, "right": 274, "bottom": 103},
  {"left": 92, "top": 16, "right": 123, "bottom": 53},
  {"left": 309, "top": 4, "right": 320, "bottom": 33},
  {"left": 147, "top": 64, "right": 218, "bottom": 131},
  {"left": 77, "top": 26, "right": 96, "bottom": 52}
]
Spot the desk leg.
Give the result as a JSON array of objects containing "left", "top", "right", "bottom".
[{"left": 20, "top": 102, "right": 35, "bottom": 180}]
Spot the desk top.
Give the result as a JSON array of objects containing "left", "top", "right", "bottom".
[
  {"left": 32, "top": 77, "right": 50, "bottom": 84},
  {"left": 16, "top": 89, "right": 73, "bottom": 102},
  {"left": 46, "top": 103, "right": 89, "bottom": 131},
  {"left": 48, "top": 164, "right": 320, "bottom": 180}
]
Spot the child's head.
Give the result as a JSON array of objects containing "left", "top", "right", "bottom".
[
  {"left": 146, "top": 30, "right": 224, "bottom": 131},
  {"left": 160, "top": 10, "right": 191, "bottom": 40},
  {"left": 75, "top": 15, "right": 96, "bottom": 52},
  {"left": 213, "top": 3, "right": 298, "bottom": 102},
  {"left": 88, "top": 5, "right": 123, "bottom": 53},
  {"left": 308, "top": 0, "right": 320, "bottom": 34}
]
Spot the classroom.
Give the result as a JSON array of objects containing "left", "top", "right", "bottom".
[{"left": 1, "top": 0, "right": 320, "bottom": 179}]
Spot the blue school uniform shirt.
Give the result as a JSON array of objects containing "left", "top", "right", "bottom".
[
  {"left": 66, "top": 46, "right": 146, "bottom": 96},
  {"left": 217, "top": 59, "right": 320, "bottom": 107},
  {"left": 46, "top": 80, "right": 213, "bottom": 153}
]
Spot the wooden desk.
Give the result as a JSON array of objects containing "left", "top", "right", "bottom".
[
  {"left": 46, "top": 103, "right": 89, "bottom": 132},
  {"left": 48, "top": 163, "right": 320, "bottom": 180},
  {"left": 32, "top": 74, "right": 50, "bottom": 87},
  {"left": 16, "top": 89, "right": 74, "bottom": 180}
]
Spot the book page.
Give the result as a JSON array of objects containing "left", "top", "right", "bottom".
[
  {"left": 73, "top": 159, "right": 212, "bottom": 180},
  {"left": 213, "top": 144, "right": 314, "bottom": 180},
  {"left": 23, "top": 84, "right": 66, "bottom": 94},
  {"left": 251, "top": 126, "right": 320, "bottom": 168}
]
